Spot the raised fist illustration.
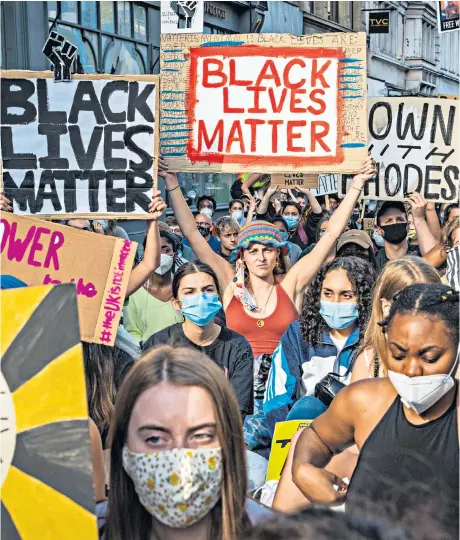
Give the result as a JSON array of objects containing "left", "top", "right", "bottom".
[
  {"left": 170, "top": 1, "right": 198, "bottom": 29},
  {"left": 43, "top": 31, "right": 77, "bottom": 81}
]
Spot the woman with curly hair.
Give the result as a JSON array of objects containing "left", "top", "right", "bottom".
[{"left": 264, "top": 256, "right": 376, "bottom": 434}]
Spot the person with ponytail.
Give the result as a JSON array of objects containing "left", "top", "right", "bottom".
[{"left": 293, "top": 283, "right": 459, "bottom": 539}]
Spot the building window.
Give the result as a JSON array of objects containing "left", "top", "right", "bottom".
[
  {"left": 328, "top": 1, "right": 339, "bottom": 23},
  {"left": 47, "top": 1, "right": 158, "bottom": 74}
]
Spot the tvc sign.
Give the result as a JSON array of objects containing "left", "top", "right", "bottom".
[{"left": 369, "top": 11, "right": 390, "bottom": 34}]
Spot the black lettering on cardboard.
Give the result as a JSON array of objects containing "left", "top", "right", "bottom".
[
  {"left": 101, "top": 80, "right": 128, "bottom": 123},
  {"left": 69, "top": 125, "right": 103, "bottom": 169},
  {"left": 1, "top": 126, "right": 37, "bottom": 169},
  {"left": 54, "top": 170, "right": 82, "bottom": 212},
  {"left": 82, "top": 170, "right": 105, "bottom": 212},
  {"left": 124, "top": 125, "right": 154, "bottom": 171},
  {"left": 369, "top": 102, "right": 392, "bottom": 140},
  {"left": 127, "top": 82, "right": 155, "bottom": 123},
  {"left": 423, "top": 166, "right": 443, "bottom": 201},
  {"left": 69, "top": 81, "right": 107, "bottom": 125},
  {"left": 398, "top": 145, "right": 422, "bottom": 159},
  {"left": 1, "top": 78, "right": 37, "bottom": 125},
  {"left": 104, "top": 124, "right": 127, "bottom": 170},
  {"left": 425, "top": 147, "right": 455, "bottom": 164},
  {"left": 38, "top": 124, "right": 69, "bottom": 169},
  {"left": 35, "top": 170, "right": 62, "bottom": 212},
  {"left": 384, "top": 164, "right": 402, "bottom": 197},
  {"left": 430, "top": 104, "right": 455, "bottom": 146},
  {"left": 396, "top": 103, "right": 428, "bottom": 141},
  {"left": 106, "top": 170, "right": 126, "bottom": 213},
  {"left": 403, "top": 164, "right": 423, "bottom": 195},
  {"left": 37, "top": 79, "right": 67, "bottom": 124},
  {"left": 440, "top": 166, "right": 459, "bottom": 202},
  {"left": 126, "top": 170, "right": 152, "bottom": 212},
  {"left": 2, "top": 170, "right": 37, "bottom": 212}
]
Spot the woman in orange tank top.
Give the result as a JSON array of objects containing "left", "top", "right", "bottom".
[
  {"left": 159, "top": 155, "right": 376, "bottom": 354},
  {"left": 159, "top": 156, "right": 376, "bottom": 453}
]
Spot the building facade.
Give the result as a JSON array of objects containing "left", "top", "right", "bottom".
[{"left": 1, "top": 1, "right": 458, "bottom": 228}]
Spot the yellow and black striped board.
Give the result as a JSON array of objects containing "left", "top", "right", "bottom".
[{"left": 0, "top": 284, "right": 98, "bottom": 539}]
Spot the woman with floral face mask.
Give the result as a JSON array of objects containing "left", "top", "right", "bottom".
[
  {"left": 101, "top": 346, "right": 257, "bottom": 539},
  {"left": 142, "top": 261, "right": 254, "bottom": 421},
  {"left": 292, "top": 283, "right": 459, "bottom": 539}
]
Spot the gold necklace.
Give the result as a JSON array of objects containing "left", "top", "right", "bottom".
[{"left": 255, "top": 284, "right": 275, "bottom": 328}]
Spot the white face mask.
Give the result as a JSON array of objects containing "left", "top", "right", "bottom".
[
  {"left": 373, "top": 230, "right": 385, "bottom": 247},
  {"left": 388, "top": 350, "right": 459, "bottom": 415},
  {"left": 122, "top": 446, "right": 222, "bottom": 528},
  {"left": 231, "top": 210, "right": 244, "bottom": 220},
  {"left": 155, "top": 254, "right": 174, "bottom": 275},
  {"left": 201, "top": 207, "right": 213, "bottom": 218}
]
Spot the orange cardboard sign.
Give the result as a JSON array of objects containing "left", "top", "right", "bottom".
[
  {"left": 160, "top": 32, "right": 367, "bottom": 174},
  {"left": 0, "top": 214, "right": 137, "bottom": 345}
]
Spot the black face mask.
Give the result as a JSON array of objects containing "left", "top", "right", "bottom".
[
  {"left": 197, "top": 226, "right": 210, "bottom": 238},
  {"left": 381, "top": 223, "right": 408, "bottom": 245}
]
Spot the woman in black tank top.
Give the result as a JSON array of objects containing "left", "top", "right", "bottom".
[{"left": 292, "top": 284, "right": 459, "bottom": 539}]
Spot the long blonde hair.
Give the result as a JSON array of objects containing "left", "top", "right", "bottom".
[
  {"left": 105, "top": 346, "right": 249, "bottom": 540},
  {"left": 360, "top": 257, "right": 440, "bottom": 375}
]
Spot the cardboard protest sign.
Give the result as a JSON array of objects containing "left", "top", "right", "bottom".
[
  {"left": 161, "top": 1, "right": 204, "bottom": 34},
  {"left": 160, "top": 32, "right": 367, "bottom": 174},
  {"left": 0, "top": 213, "right": 136, "bottom": 345},
  {"left": 362, "top": 218, "right": 375, "bottom": 236},
  {"left": 0, "top": 71, "right": 159, "bottom": 218},
  {"left": 310, "top": 173, "right": 339, "bottom": 196},
  {"left": 271, "top": 173, "right": 317, "bottom": 189},
  {"left": 339, "top": 98, "right": 459, "bottom": 203},
  {"left": 266, "top": 420, "right": 312, "bottom": 483},
  {"left": 0, "top": 284, "right": 98, "bottom": 539},
  {"left": 437, "top": 1, "right": 459, "bottom": 33}
]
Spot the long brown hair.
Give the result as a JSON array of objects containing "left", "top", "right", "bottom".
[
  {"left": 359, "top": 257, "right": 440, "bottom": 376},
  {"left": 441, "top": 216, "right": 459, "bottom": 250},
  {"left": 82, "top": 342, "right": 116, "bottom": 435},
  {"left": 105, "top": 346, "right": 249, "bottom": 540}
]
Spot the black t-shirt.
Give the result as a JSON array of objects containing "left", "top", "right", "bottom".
[
  {"left": 375, "top": 243, "right": 421, "bottom": 272},
  {"left": 143, "top": 324, "right": 254, "bottom": 415}
]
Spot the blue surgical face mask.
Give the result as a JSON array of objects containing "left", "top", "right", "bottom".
[
  {"left": 284, "top": 216, "right": 299, "bottom": 230},
  {"left": 180, "top": 293, "right": 222, "bottom": 327},
  {"left": 320, "top": 300, "right": 359, "bottom": 330},
  {"left": 373, "top": 230, "right": 385, "bottom": 247}
]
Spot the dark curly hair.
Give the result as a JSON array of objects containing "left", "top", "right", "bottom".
[
  {"left": 386, "top": 283, "right": 459, "bottom": 348},
  {"left": 300, "top": 257, "right": 376, "bottom": 345}
]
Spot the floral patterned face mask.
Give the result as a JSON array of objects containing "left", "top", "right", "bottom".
[{"left": 122, "top": 446, "right": 222, "bottom": 528}]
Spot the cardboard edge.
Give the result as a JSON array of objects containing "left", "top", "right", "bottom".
[
  {"left": 92, "top": 238, "right": 137, "bottom": 346},
  {"left": 0, "top": 72, "right": 160, "bottom": 218}
]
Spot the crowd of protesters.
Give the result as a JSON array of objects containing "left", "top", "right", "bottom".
[{"left": 1, "top": 151, "right": 459, "bottom": 540}]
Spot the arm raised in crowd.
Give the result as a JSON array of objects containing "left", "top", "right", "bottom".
[
  {"left": 257, "top": 185, "right": 278, "bottom": 216},
  {"left": 158, "top": 158, "right": 234, "bottom": 292},
  {"left": 281, "top": 155, "right": 376, "bottom": 310},
  {"left": 125, "top": 191, "right": 166, "bottom": 298},
  {"left": 426, "top": 202, "right": 442, "bottom": 242},
  {"left": 299, "top": 187, "right": 322, "bottom": 215},
  {"left": 244, "top": 196, "right": 257, "bottom": 226},
  {"left": 407, "top": 192, "right": 439, "bottom": 256}
]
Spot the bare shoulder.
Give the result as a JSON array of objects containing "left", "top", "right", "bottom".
[{"left": 339, "top": 378, "right": 396, "bottom": 418}]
